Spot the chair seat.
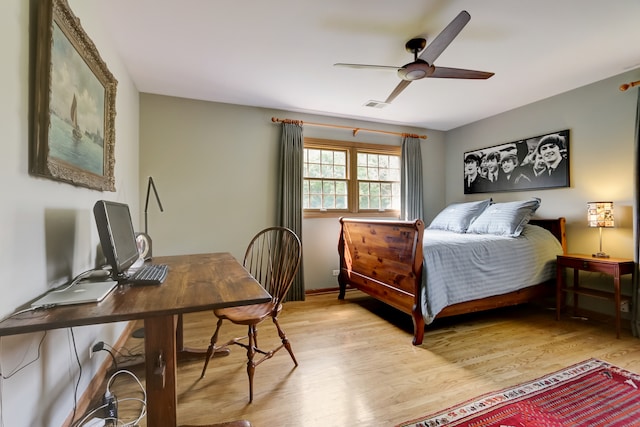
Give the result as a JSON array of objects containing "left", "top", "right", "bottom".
[{"left": 214, "top": 301, "right": 281, "bottom": 325}]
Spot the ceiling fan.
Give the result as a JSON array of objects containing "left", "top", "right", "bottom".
[{"left": 334, "top": 10, "right": 494, "bottom": 104}]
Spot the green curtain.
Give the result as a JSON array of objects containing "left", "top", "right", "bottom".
[
  {"left": 632, "top": 89, "right": 640, "bottom": 336},
  {"left": 400, "top": 135, "right": 425, "bottom": 221},
  {"left": 277, "top": 122, "right": 305, "bottom": 301}
]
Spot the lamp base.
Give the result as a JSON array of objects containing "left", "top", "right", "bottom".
[{"left": 592, "top": 252, "right": 610, "bottom": 258}]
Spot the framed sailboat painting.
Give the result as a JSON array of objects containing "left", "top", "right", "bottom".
[{"left": 31, "top": 0, "right": 118, "bottom": 191}]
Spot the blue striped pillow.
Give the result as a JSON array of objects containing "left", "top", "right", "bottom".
[
  {"left": 466, "top": 198, "right": 541, "bottom": 237},
  {"left": 427, "top": 199, "right": 492, "bottom": 233}
]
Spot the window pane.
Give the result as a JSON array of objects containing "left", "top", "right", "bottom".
[
  {"left": 368, "top": 168, "right": 379, "bottom": 180},
  {"left": 321, "top": 150, "right": 334, "bottom": 164},
  {"left": 309, "top": 194, "right": 322, "bottom": 209},
  {"left": 309, "top": 180, "right": 322, "bottom": 194},
  {"left": 359, "top": 195, "right": 369, "bottom": 209},
  {"left": 321, "top": 164, "right": 334, "bottom": 178},
  {"left": 323, "top": 195, "right": 335, "bottom": 209},
  {"left": 322, "top": 180, "right": 335, "bottom": 194},
  {"left": 357, "top": 166, "right": 368, "bottom": 180},
  {"left": 379, "top": 155, "right": 389, "bottom": 168},
  {"left": 310, "top": 164, "right": 322, "bottom": 178},
  {"left": 307, "top": 149, "right": 320, "bottom": 163}
]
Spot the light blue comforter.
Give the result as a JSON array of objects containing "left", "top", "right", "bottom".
[{"left": 421, "top": 224, "right": 564, "bottom": 324}]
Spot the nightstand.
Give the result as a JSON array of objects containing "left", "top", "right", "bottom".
[{"left": 556, "top": 254, "right": 635, "bottom": 338}]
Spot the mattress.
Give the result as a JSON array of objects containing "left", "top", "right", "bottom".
[{"left": 421, "top": 224, "right": 564, "bottom": 324}]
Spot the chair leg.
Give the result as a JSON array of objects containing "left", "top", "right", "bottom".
[
  {"left": 273, "top": 317, "right": 298, "bottom": 366},
  {"left": 246, "top": 325, "right": 257, "bottom": 403},
  {"left": 200, "top": 318, "right": 224, "bottom": 378}
]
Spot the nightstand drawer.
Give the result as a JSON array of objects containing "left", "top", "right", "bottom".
[{"left": 558, "top": 257, "right": 611, "bottom": 273}]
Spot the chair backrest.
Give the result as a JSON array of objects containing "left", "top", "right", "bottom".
[{"left": 243, "top": 227, "right": 301, "bottom": 305}]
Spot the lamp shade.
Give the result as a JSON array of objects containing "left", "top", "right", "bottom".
[{"left": 587, "top": 201, "right": 614, "bottom": 228}]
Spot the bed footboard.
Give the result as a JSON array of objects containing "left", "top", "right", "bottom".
[
  {"left": 337, "top": 217, "right": 425, "bottom": 345},
  {"left": 337, "top": 216, "right": 566, "bottom": 347}
]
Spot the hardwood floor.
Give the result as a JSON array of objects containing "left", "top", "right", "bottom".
[{"left": 93, "top": 290, "right": 640, "bottom": 427}]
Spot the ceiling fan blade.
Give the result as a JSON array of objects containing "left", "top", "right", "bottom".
[
  {"left": 334, "top": 63, "right": 399, "bottom": 71},
  {"left": 384, "top": 80, "right": 412, "bottom": 104},
  {"left": 429, "top": 66, "right": 494, "bottom": 79},
  {"left": 419, "top": 10, "right": 470, "bottom": 65}
]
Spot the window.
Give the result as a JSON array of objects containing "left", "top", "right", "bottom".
[{"left": 303, "top": 138, "right": 401, "bottom": 217}]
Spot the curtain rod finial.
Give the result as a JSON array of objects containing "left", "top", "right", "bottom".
[{"left": 620, "top": 80, "right": 640, "bottom": 91}]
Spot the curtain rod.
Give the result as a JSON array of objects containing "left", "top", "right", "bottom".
[
  {"left": 271, "top": 117, "right": 427, "bottom": 139},
  {"left": 619, "top": 80, "right": 640, "bottom": 91}
]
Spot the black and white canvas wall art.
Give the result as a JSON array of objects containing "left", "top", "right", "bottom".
[{"left": 464, "top": 130, "right": 570, "bottom": 194}]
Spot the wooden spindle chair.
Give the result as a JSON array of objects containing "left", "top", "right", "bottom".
[{"left": 200, "top": 226, "right": 301, "bottom": 402}]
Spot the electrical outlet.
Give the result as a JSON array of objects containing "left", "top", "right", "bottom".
[
  {"left": 90, "top": 340, "right": 104, "bottom": 359},
  {"left": 332, "top": 269, "right": 340, "bottom": 276},
  {"left": 621, "top": 300, "right": 630, "bottom": 313}
]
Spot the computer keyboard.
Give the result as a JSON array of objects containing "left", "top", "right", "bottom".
[{"left": 128, "top": 263, "right": 169, "bottom": 285}]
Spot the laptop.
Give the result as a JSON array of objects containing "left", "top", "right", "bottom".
[{"left": 31, "top": 280, "right": 118, "bottom": 308}]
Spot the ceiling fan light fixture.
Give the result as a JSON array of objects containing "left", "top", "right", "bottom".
[
  {"left": 403, "top": 69, "right": 427, "bottom": 80},
  {"left": 398, "top": 62, "right": 435, "bottom": 81}
]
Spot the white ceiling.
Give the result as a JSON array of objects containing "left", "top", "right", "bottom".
[{"left": 93, "top": 0, "right": 640, "bottom": 131}]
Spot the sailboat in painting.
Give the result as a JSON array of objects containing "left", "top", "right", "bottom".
[{"left": 70, "top": 93, "right": 82, "bottom": 140}]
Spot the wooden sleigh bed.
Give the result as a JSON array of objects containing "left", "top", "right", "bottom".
[{"left": 337, "top": 216, "right": 566, "bottom": 346}]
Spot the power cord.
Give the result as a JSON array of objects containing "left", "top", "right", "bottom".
[
  {"left": 102, "top": 342, "right": 143, "bottom": 366},
  {"left": 91, "top": 342, "right": 118, "bottom": 371},
  {"left": 73, "top": 369, "right": 147, "bottom": 427},
  {"left": 68, "top": 328, "right": 83, "bottom": 425},
  {"left": 0, "top": 332, "right": 47, "bottom": 380},
  {"left": 54, "top": 266, "right": 112, "bottom": 294}
]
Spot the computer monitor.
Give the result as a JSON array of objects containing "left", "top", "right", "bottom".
[{"left": 93, "top": 200, "right": 140, "bottom": 280}]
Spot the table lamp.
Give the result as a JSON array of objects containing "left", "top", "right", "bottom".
[{"left": 587, "top": 201, "right": 614, "bottom": 258}]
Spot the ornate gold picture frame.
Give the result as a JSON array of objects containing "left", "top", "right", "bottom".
[{"left": 31, "top": 0, "right": 117, "bottom": 191}]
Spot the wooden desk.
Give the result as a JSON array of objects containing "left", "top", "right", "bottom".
[{"left": 0, "top": 253, "right": 271, "bottom": 427}]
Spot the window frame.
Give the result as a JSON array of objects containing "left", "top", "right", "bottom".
[{"left": 303, "top": 137, "right": 401, "bottom": 218}]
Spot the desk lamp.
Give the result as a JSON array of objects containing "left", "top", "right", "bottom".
[
  {"left": 587, "top": 201, "right": 614, "bottom": 258},
  {"left": 135, "top": 176, "right": 164, "bottom": 261}
]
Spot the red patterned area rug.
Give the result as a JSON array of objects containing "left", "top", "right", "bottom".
[{"left": 398, "top": 359, "right": 640, "bottom": 427}]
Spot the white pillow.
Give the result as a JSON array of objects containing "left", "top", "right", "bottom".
[
  {"left": 466, "top": 198, "right": 541, "bottom": 237},
  {"left": 427, "top": 199, "right": 492, "bottom": 233}
]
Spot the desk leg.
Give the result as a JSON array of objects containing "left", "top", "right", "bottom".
[{"left": 145, "top": 315, "right": 178, "bottom": 427}]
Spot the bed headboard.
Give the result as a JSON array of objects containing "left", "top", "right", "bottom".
[{"left": 529, "top": 217, "right": 567, "bottom": 254}]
